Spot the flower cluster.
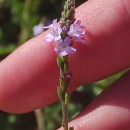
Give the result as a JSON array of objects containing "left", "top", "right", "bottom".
[{"left": 44, "top": 19, "right": 86, "bottom": 56}]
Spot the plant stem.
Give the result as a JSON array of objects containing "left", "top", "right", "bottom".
[
  {"left": 57, "top": 55, "right": 70, "bottom": 130},
  {"left": 35, "top": 109, "right": 44, "bottom": 130},
  {"left": 62, "top": 101, "right": 68, "bottom": 130},
  {"left": 57, "top": 0, "right": 75, "bottom": 129}
]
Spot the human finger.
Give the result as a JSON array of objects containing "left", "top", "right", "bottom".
[{"left": 0, "top": 0, "right": 130, "bottom": 113}]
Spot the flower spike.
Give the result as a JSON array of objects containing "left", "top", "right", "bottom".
[{"left": 43, "top": 0, "right": 88, "bottom": 130}]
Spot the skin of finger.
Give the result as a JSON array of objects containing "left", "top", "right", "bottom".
[
  {"left": 58, "top": 70, "right": 130, "bottom": 130},
  {"left": 0, "top": 0, "right": 130, "bottom": 113}
]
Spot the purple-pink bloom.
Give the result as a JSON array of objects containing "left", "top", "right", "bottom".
[
  {"left": 33, "top": 23, "right": 44, "bottom": 36},
  {"left": 45, "top": 27, "right": 62, "bottom": 42},
  {"left": 67, "top": 20, "right": 85, "bottom": 38},
  {"left": 54, "top": 37, "right": 76, "bottom": 56},
  {"left": 44, "top": 19, "right": 62, "bottom": 42}
]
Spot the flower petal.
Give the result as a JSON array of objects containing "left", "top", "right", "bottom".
[
  {"left": 64, "top": 37, "right": 71, "bottom": 46},
  {"left": 75, "top": 20, "right": 81, "bottom": 29},
  {"left": 54, "top": 36, "right": 61, "bottom": 41},
  {"left": 44, "top": 19, "right": 57, "bottom": 29},
  {"left": 54, "top": 44, "right": 76, "bottom": 56},
  {"left": 45, "top": 33, "right": 54, "bottom": 42},
  {"left": 66, "top": 46, "right": 76, "bottom": 54},
  {"left": 74, "top": 37, "right": 88, "bottom": 45},
  {"left": 52, "top": 19, "right": 57, "bottom": 27}
]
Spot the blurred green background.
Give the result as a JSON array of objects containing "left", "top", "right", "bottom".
[{"left": 0, "top": 0, "right": 124, "bottom": 130}]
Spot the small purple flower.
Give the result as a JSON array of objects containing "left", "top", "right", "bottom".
[
  {"left": 45, "top": 27, "right": 62, "bottom": 42},
  {"left": 67, "top": 20, "right": 85, "bottom": 38},
  {"left": 33, "top": 23, "right": 44, "bottom": 36},
  {"left": 44, "top": 19, "right": 62, "bottom": 42},
  {"left": 54, "top": 37, "right": 76, "bottom": 56},
  {"left": 67, "top": 20, "right": 87, "bottom": 44}
]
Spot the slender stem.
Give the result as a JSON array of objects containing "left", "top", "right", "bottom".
[
  {"left": 62, "top": 99, "right": 68, "bottom": 130},
  {"left": 34, "top": 109, "right": 44, "bottom": 130},
  {"left": 57, "top": 0, "right": 75, "bottom": 129},
  {"left": 57, "top": 55, "right": 70, "bottom": 130}
]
